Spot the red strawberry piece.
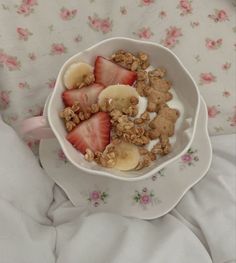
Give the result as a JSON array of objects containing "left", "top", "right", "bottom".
[
  {"left": 94, "top": 56, "right": 137, "bottom": 87},
  {"left": 62, "top": 83, "right": 104, "bottom": 110},
  {"left": 66, "top": 112, "right": 111, "bottom": 154}
]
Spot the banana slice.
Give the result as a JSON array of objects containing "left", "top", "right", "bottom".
[
  {"left": 63, "top": 62, "right": 93, "bottom": 89},
  {"left": 114, "top": 142, "right": 140, "bottom": 171},
  {"left": 98, "top": 84, "right": 139, "bottom": 111}
]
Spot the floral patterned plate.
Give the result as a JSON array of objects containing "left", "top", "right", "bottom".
[{"left": 39, "top": 96, "right": 212, "bottom": 219}]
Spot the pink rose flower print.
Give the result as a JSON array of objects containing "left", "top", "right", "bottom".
[
  {"left": 177, "top": 0, "right": 193, "bottom": 16},
  {"left": 17, "top": 4, "right": 32, "bottom": 16},
  {"left": 133, "top": 187, "right": 159, "bottom": 209},
  {"left": 0, "top": 90, "right": 11, "bottom": 109},
  {"left": 227, "top": 108, "right": 236, "bottom": 127},
  {"left": 0, "top": 50, "right": 7, "bottom": 64},
  {"left": 16, "top": 0, "right": 37, "bottom": 16},
  {"left": 23, "top": 0, "right": 37, "bottom": 6},
  {"left": 57, "top": 149, "right": 68, "bottom": 163},
  {"left": 47, "top": 79, "right": 56, "bottom": 89},
  {"left": 17, "top": 27, "right": 32, "bottom": 41},
  {"left": 205, "top": 38, "right": 222, "bottom": 50},
  {"left": 134, "top": 27, "right": 154, "bottom": 39},
  {"left": 88, "top": 190, "right": 108, "bottom": 207},
  {"left": 208, "top": 106, "right": 220, "bottom": 118},
  {"left": 60, "top": 7, "right": 77, "bottom": 20},
  {"left": 180, "top": 148, "right": 199, "bottom": 169},
  {"left": 28, "top": 52, "right": 36, "bottom": 61},
  {"left": 159, "top": 11, "right": 167, "bottom": 19},
  {"left": 18, "top": 81, "right": 30, "bottom": 89},
  {"left": 222, "top": 62, "right": 231, "bottom": 71},
  {"left": 88, "top": 14, "right": 101, "bottom": 31},
  {"left": 28, "top": 105, "right": 43, "bottom": 116},
  {"left": 50, "top": 43, "right": 67, "bottom": 55},
  {"left": 199, "top": 72, "right": 216, "bottom": 85},
  {"left": 100, "top": 18, "right": 113, "bottom": 34},
  {"left": 139, "top": 0, "right": 155, "bottom": 6},
  {"left": 208, "top": 9, "right": 229, "bottom": 22},
  {"left": 223, "top": 91, "right": 231, "bottom": 97},
  {"left": 120, "top": 6, "right": 127, "bottom": 15},
  {"left": 0, "top": 50, "right": 21, "bottom": 71},
  {"left": 161, "top": 26, "right": 183, "bottom": 48},
  {"left": 88, "top": 14, "right": 113, "bottom": 34}
]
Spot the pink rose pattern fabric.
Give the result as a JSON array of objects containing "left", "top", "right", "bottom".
[{"left": 0, "top": 0, "right": 235, "bottom": 145}]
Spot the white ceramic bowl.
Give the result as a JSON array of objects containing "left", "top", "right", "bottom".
[{"left": 48, "top": 37, "right": 200, "bottom": 181}]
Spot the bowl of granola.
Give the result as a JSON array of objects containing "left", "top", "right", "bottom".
[{"left": 22, "top": 37, "right": 200, "bottom": 181}]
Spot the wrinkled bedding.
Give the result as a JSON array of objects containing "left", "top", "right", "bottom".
[
  {"left": 0, "top": 0, "right": 236, "bottom": 262},
  {"left": 0, "top": 117, "right": 235, "bottom": 262}
]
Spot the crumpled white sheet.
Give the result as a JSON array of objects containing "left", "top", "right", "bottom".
[{"left": 0, "top": 115, "right": 235, "bottom": 263}]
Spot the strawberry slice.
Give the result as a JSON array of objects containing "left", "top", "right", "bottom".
[
  {"left": 62, "top": 83, "right": 104, "bottom": 110},
  {"left": 94, "top": 56, "right": 137, "bottom": 87},
  {"left": 66, "top": 112, "right": 111, "bottom": 154}
]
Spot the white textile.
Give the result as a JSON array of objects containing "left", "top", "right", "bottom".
[{"left": 0, "top": 116, "right": 235, "bottom": 263}]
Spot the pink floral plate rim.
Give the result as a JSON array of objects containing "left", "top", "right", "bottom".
[{"left": 39, "top": 96, "right": 212, "bottom": 219}]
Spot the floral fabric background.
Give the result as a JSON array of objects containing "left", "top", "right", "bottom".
[{"left": 0, "top": 0, "right": 235, "bottom": 148}]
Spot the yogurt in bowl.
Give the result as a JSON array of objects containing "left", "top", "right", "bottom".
[{"left": 20, "top": 37, "right": 200, "bottom": 181}]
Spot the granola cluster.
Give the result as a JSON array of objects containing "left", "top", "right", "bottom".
[
  {"left": 111, "top": 50, "right": 150, "bottom": 71},
  {"left": 60, "top": 102, "right": 99, "bottom": 131}
]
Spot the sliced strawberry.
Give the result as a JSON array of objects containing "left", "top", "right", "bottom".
[
  {"left": 62, "top": 83, "right": 104, "bottom": 110},
  {"left": 94, "top": 56, "right": 137, "bottom": 87},
  {"left": 66, "top": 112, "right": 111, "bottom": 154}
]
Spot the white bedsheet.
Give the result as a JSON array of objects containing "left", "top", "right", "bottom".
[{"left": 0, "top": 115, "right": 235, "bottom": 263}]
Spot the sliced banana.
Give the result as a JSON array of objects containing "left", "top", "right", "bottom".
[
  {"left": 98, "top": 84, "right": 139, "bottom": 111},
  {"left": 114, "top": 142, "right": 140, "bottom": 171},
  {"left": 63, "top": 62, "right": 93, "bottom": 89}
]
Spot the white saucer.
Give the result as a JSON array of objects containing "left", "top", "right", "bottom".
[{"left": 39, "top": 96, "right": 212, "bottom": 219}]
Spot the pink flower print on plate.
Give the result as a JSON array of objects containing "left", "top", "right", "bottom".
[
  {"left": 134, "top": 27, "right": 154, "bottom": 39},
  {"left": 152, "top": 168, "right": 166, "bottom": 181},
  {"left": 180, "top": 148, "right": 199, "bottom": 169},
  {"left": 139, "top": 0, "right": 155, "bottom": 6},
  {"left": 227, "top": 107, "right": 236, "bottom": 127},
  {"left": 0, "top": 90, "right": 11, "bottom": 109},
  {"left": 199, "top": 72, "right": 216, "bottom": 85},
  {"left": 177, "top": 0, "right": 193, "bottom": 16},
  {"left": 60, "top": 7, "right": 77, "bottom": 20},
  {"left": 161, "top": 26, "right": 183, "bottom": 49},
  {"left": 205, "top": 38, "right": 222, "bottom": 50},
  {"left": 50, "top": 43, "right": 67, "bottom": 55},
  {"left": 17, "top": 27, "right": 32, "bottom": 41},
  {"left": 133, "top": 187, "right": 160, "bottom": 209},
  {"left": 208, "top": 9, "right": 229, "bottom": 22},
  {"left": 47, "top": 79, "right": 56, "bottom": 89},
  {"left": 57, "top": 149, "right": 68, "bottom": 163},
  {"left": 222, "top": 62, "right": 231, "bottom": 71},
  {"left": 208, "top": 106, "right": 220, "bottom": 118},
  {"left": 88, "top": 190, "right": 109, "bottom": 207}
]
